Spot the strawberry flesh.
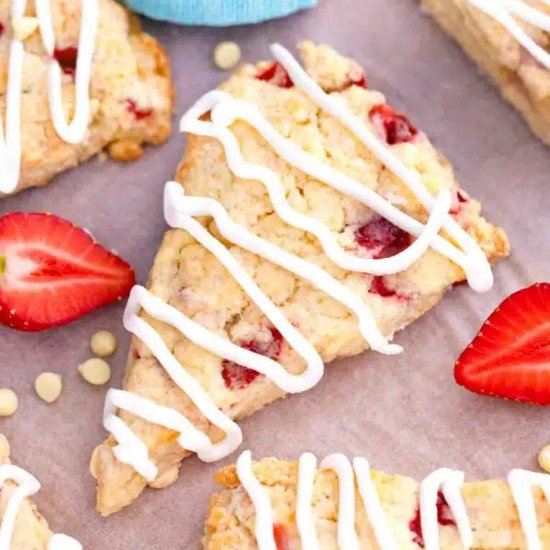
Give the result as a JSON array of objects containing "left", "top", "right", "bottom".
[
  {"left": 370, "top": 276, "right": 398, "bottom": 298},
  {"left": 273, "top": 523, "right": 289, "bottom": 550},
  {"left": 256, "top": 62, "right": 293, "bottom": 88},
  {"left": 0, "top": 212, "right": 135, "bottom": 332},
  {"left": 369, "top": 104, "right": 418, "bottom": 145},
  {"left": 53, "top": 46, "right": 78, "bottom": 76},
  {"left": 355, "top": 216, "right": 411, "bottom": 258},
  {"left": 222, "top": 328, "right": 283, "bottom": 390},
  {"left": 409, "top": 491, "right": 456, "bottom": 547},
  {"left": 125, "top": 99, "right": 153, "bottom": 121},
  {"left": 455, "top": 283, "right": 550, "bottom": 405}
]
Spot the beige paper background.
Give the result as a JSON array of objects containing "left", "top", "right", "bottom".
[{"left": 1, "top": 0, "right": 550, "bottom": 547}]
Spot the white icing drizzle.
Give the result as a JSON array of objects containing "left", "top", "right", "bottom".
[
  {"left": 103, "top": 44, "right": 494, "bottom": 480},
  {"left": 0, "top": 0, "right": 98, "bottom": 194},
  {"left": 269, "top": 43, "right": 493, "bottom": 294},
  {"left": 420, "top": 468, "right": 473, "bottom": 550},
  {"left": 0, "top": 465, "right": 82, "bottom": 550},
  {"left": 353, "top": 457, "right": 398, "bottom": 550},
  {"left": 468, "top": 0, "right": 550, "bottom": 70},
  {"left": 237, "top": 452, "right": 550, "bottom": 550},
  {"left": 237, "top": 451, "right": 277, "bottom": 550},
  {"left": 180, "top": 90, "right": 453, "bottom": 278},
  {"left": 508, "top": 469, "right": 550, "bottom": 550},
  {"left": 238, "top": 451, "right": 398, "bottom": 550}
]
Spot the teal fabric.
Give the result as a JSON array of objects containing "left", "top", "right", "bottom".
[{"left": 125, "top": 0, "right": 318, "bottom": 26}]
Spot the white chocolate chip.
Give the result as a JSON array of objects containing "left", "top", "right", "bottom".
[
  {"left": 0, "top": 389, "right": 18, "bottom": 417},
  {"left": 539, "top": 445, "right": 550, "bottom": 473},
  {"left": 34, "top": 373, "right": 63, "bottom": 404},
  {"left": 78, "top": 358, "right": 111, "bottom": 386},
  {"left": 213, "top": 41, "right": 241, "bottom": 71},
  {"left": 12, "top": 16, "right": 39, "bottom": 41},
  {"left": 90, "top": 330, "right": 117, "bottom": 357}
]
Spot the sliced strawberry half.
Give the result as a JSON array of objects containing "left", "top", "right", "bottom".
[
  {"left": 0, "top": 212, "right": 135, "bottom": 332},
  {"left": 455, "top": 283, "right": 550, "bottom": 405}
]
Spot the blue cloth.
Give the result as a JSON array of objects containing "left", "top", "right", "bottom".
[{"left": 125, "top": 0, "right": 318, "bottom": 26}]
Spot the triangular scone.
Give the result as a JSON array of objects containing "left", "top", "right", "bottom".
[
  {"left": 91, "top": 41, "right": 509, "bottom": 516},
  {"left": 204, "top": 456, "right": 550, "bottom": 549},
  {"left": 422, "top": 0, "right": 550, "bottom": 146},
  {"left": 0, "top": 434, "right": 81, "bottom": 548},
  {"left": 0, "top": 0, "right": 172, "bottom": 197}
]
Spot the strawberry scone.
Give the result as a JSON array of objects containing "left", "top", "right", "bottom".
[
  {"left": 91, "top": 41, "right": 509, "bottom": 516},
  {"left": 0, "top": 0, "right": 172, "bottom": 197},
  {"left": 203, "top": 451, "right": 550, "bottom": 549},
  {"left": 0, "top": 434, "right": 81, "bottom": 549},
  {"left": 422, "top": 0, "right": 550, "bottom": 146}
]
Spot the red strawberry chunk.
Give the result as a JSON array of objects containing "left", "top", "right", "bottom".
[
  {"left": 355, "top": 217, "right": 411, "bottom": 259},
  {"left": 409, "top": 491, "right": 456, "bottom": 547},
  {"left": 370, "top": 276, "right": 397, "bottom": 298},
  {"left": 347, "top": 62, "right": 368, "bottom": 89},
  {"left": 0, "top": 212, "right": 135, "bottom": 332},
  {"left": 455, "top": 283, "right": 550, "bottom": 405},
  {"left": 256, "top": 62, "right": 293, "bottom": 88},
  {"left": 369, "top": 104, "right": 418, "bottom": 145},
  {"left": 222, "top": 328, "right": 284, "bottom": 390},
  {"left": 53, "top": 46, "right": 78, "bottom": 76},
  {"left": 273, "top": 523, "right": 289, "bottom": 550},
  {"left": 125, "top": 99, "right": 153, "bottom": 121},
  {"left": 0, "top": 22, "right": 5, "bottom": 36}
]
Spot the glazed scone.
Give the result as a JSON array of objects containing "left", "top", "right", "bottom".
[
  {"left": 0, "top": 0, "right": 172, "bottom": 197},
  {"left": 91, "top": 41, "right": 509, "bottom": 516},
  {"left": 203, "top": 455, "right": 550, "bottom": 549},
  {"left": 422, "top": 0, "right": 550, "bottom": 146},
  {"left": 0, "top": 433, "right": 81, "bottom": 548}
]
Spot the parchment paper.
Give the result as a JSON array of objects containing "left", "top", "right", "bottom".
[{"left": 1, "top": 0, "right": 550, "bottom": 548}]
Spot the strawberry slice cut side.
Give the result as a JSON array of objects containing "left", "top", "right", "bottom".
[
  {"left": 0, "top": 212, "right": 135, "bottom": 332},
  {"left": 455, "top": 283, "right": 550, "bottom": 405}
]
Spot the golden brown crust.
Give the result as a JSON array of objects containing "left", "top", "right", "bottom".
[
  {"left": 92, "top": 40, "right": 509, "bottom": 517},
  {"left": 0, "top": 434, "right": 60, "bottom": 549},
  {"left": 422, "top": 0, "right": 550, "bottom": 146},
  {"left": 0, "top": 0, "right": 173, "bottom": 197},
  {"left": 204, "top": 458, "right": 550, "bottom": 549}
]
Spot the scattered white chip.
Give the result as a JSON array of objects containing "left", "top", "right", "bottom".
[
  {"left": 12, "top": 16, "right": 38, "bottom": 41},
  {"left": 90, "top": 330, "right": 117, "bottom": 357},
  {"left": 78, "top": 358, "right": 111, "bottom": 386},
  {"left": 0, "top": 389, "right": 18, "bottom": 417},
  {"left": 539, "top": 445, "right": 550, "bottom": 473},
  {"left": 35, "top": 373, "right": 63, "bottom": 404},
  {"left": 213, "top": 41, "right": 241, "bottom": 71}
]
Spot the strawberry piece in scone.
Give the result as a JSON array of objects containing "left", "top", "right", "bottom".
[
  {"left": 0, "top": 212, "right": 135, "bottom": 331},
  {"left": 0, "top": 434, "right": 81, "bottom": 549},
  {"left": 0, "top": 0, "right": 173, "bottom": 197},
  {"left": 203, "top": 456, "right": 550, "bottom": 549},
  {"left": 91, "top": 41, "right": 509, "bottom": 516}
]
